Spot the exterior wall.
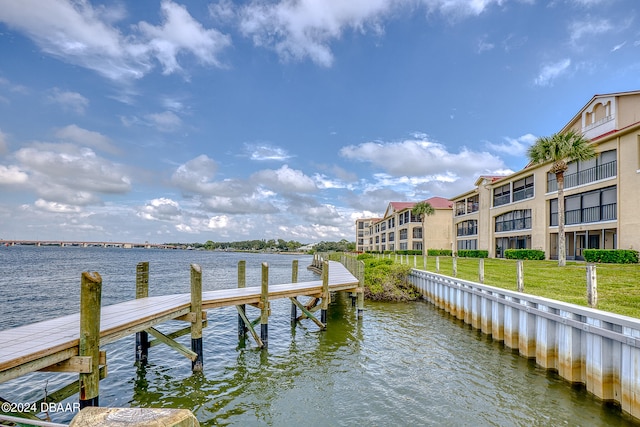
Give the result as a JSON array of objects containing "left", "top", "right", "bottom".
[
  {"left": 425, "top": 208, "right": 453, "bottom": 251},
  {"left": 617, "top": 126, "right": 640, "bottom": 251}
]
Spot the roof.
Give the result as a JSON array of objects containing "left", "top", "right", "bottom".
[{"left": 386, "top": 196, "right": 453, "bottom": 214}]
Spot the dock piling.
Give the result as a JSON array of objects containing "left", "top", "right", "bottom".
[
  {"left": 260, "top": 263, "right": 269, "bottom": 348},
  {"left": 290, "top": 260, "right": 298, "bottom": 323},
  {"left": 190, "top": 264, "right": 203, "bottom": 372},
  {"left": 237, "top": 260, "right": 246, "bottom": 339},
  {"left": 79, "top": 271, "right": 102, "bottom": 409},
  {"left": 321, "top": 261, "right": 329, "bottom": 326},
  {"left": 135, "top": 262, "right": 149, "bottom": 365}
]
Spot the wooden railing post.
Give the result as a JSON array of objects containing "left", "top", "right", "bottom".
[
  {"left": 135, "top": 262, "right": 149, "bottom": 365},
  {"left": 79, "top": 271, "right": 102, "bottom": 409},
  {"left": 516, "top": 260, "right": 524, "bottom": 292},
  {"left": 290, "top": 260, "right": 298, "bottom": 323},
  {"left": 238, "top": 260, "right": 246, "bottom": 339},
  {"left": 321, "top": 260, "right": 329, "bottom": 327},
  {"left": 261, "top": 263, "right": 269, "bottom": 348},
  {"left": 478, "top": 258, "right": 485, "bottom": 284},
  {"left": 587, "top": 264, "right": 598, "bottom": 308},
  {"left": 452, "top": 256, "right": 457, "bottom": 277},
  {"left": 436, "top": 256, "right": 440, "bottom": 273},
  {"left": 190, "top": 264, "right": 203, "bottom": 372}
]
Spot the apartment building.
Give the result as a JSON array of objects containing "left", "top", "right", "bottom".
[
  {"left": 355, "top": 217, "right": 379, "bottom": 252},
  {"left": 451, "top": 90, "right": 640, "bottom": 260},
  {"left": 358, "top": 196, "right": 453, "bottom": 253}
]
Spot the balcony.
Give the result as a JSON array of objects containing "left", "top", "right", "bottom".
[{"left": 548, "top": 161, "right": 616, "bottom": 192}]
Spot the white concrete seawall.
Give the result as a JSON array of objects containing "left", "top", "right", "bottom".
[{"left": 409, "top": 268, "right": 640, "bottom": 420}]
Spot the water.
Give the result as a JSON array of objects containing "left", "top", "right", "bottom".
[{"left": 0, "top": 246, "right": 637, "bottom": 426}]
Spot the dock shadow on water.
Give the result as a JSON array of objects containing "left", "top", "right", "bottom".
[{"left": 1, "top": 248, "right": 638, "bottom": 426}]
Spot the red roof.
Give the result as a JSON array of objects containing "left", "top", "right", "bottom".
[{"left": 389, "top": 196, "right": 453, "bottom": 212}]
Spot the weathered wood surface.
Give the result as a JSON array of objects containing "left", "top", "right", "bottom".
[{"left": 0, "top": 261, "right": 358, "bottom": 383}]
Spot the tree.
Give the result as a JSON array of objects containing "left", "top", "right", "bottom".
[
  {"left": 411, "top": 201, "right": 435, "bottom": 255},
  {"left": 527, "top": 130, "right": 595, "bottom": 266}
]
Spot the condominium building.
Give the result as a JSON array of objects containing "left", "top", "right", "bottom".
[
  {"left": 451, "top": 90, "right": 640, "bottom": 260},
  {"left": 358, "top": 197, "right": 453, "bottom": 253},
  {"left": 355, "top": 217, "right": 379, "bottom": 252}
]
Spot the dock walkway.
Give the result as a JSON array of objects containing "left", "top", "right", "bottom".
[{"left": 0, "top": 260, "right": 360, "bottom": 385}]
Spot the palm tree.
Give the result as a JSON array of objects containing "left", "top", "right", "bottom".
[
  {"left": 411, "top": 201, "right": 435, "bottom": 255},
  {"left": 527, "top": 130, "right": 595, "bottom": 266}
]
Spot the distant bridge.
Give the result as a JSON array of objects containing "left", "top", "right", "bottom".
[{"left": 1, "top": 240, "right": 181, "bottom": 249}]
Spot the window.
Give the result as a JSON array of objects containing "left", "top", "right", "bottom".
[
  {"left": 456, "top": 220, "right": 477, "bottom": 236},
  {"left": 495, "top": 210, "right": 531, "bottom": 232},
  {"left": 457, "top": 239, "right": 477, "bottom": 250},
  {"left": 550, "top": 186, "right": 617, "bottom": 226},
  {"left": 493, "top": 184, "right": 511, "bottom": 207},
  {"left": 467, "top": 195, "right": 479, "bottom": 213},
  {"left": 513, "top": 175, "right": 534, "bottom": 202},
  {"left": 399, "top": 229, "right": 408, "bottom": 240},
  {"left": 388, "top": 218, "right": 395, "bottom": 228},
  {"left": 455, "top": 200, "right": 466, "bottom": 216},
  {"left": 413, "top": 227, "right": 422, "bottom": 239}
]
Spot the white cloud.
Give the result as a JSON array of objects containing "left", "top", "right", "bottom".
[
  {"left": 340, "top": 135, "right": 506, "bottom": 177},
  {"left": 145, "top": 111, "right": 182, "bottom": 132},
  {"left": 568, "top": 18, "right": 613, "bottom": 45},
  {"left": 0, "top": 165, "right": 29, "bottom": 185},
  {"left": 534, "top": 58, "right": 571, "bottom": 86},
  {"left": 485, "top": 133, "right": 537, "bottom": 156},
  {"left": 245, "top": 143, "right": 292, "bottom": 161},
  {"left": 136, "top": 0, "right": 232, "bottom": 74},
  {"left": 0, "top": 0, "right": 231, "bottom": 81},
  {"left": 46, "top": 88, "right": 89, "bottom": 114},
  {"left": 34, "top": 199, "right": 82, "bottom": 213},
  {"left": 171, "top": 154, "right": 219, "bottom": 194},
  {"left": 611, "top": 41, "right": 626, "bottom": 52},
  {"left": 55, "top": 125, "right": 120, "bottom": 155},
  {"left": 13, "top": 143, "right": 131, "bottom": 205},
  {"left": 251, "top": 165, "right": 317, "bottom": 193},
  {"left": 138, "top": 198, "right": 182, "bottom": 221}
]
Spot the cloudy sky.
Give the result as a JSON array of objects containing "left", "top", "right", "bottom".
[{"left": 0, "top": 0, "right": 638, "bottom": 244}]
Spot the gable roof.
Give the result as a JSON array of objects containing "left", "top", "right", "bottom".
[{"left": 383, "top": 196, "right": 453, "bottom": 217}]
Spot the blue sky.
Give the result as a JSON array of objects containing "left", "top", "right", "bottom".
[{"left": 0, "top": 0, "right": 638, "bottom": 244}]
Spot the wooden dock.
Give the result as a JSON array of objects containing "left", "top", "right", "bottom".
[{"left": 0, "top": 257, "right": 363, "bottom": 423}]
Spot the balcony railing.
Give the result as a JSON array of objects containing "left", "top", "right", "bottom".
[
  {"left": 548, "top": 160, "right": 616, "bottom": 192},
  {"left": 552, "top": 203, "right": 616, "bottom": 226}
]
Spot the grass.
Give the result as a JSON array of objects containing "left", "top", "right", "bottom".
[{"left": 388, "top": 254, "right": 640, "bottom": 319}]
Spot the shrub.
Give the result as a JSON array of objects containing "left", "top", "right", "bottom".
[
  {"left": 457, "top": 250, "right": 489, "bottom": 258},
  {"left": 362, "top": 259, "right": 419, "bottom": 302},
  {"left": 427, "top": 249, "right": 452, "bottom": 256},
  {"left": 504, "top": 249, "right": 545, "bottom": 260},
  {"left": 583, "top": 249, "right": 639, "bottom": 264}
]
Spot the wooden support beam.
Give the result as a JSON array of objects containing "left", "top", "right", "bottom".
[
  {"left": 190, "top": 264, "right": 203, "bottom": 372},
  {"left": 236, "top": 306, "right": 264, "bottom": 347},
  {"left": 145, "top": 328, "right": 198, "bottom": 361},
  {"left": 0, "top": 348, "right": 78, "bottom": 384},
  {"left": 39, "top": 356, "right": 92, "bottom": 373},
  {"left": 135, "top": 262, "right": 149, "bottom": 365},
  {"left": 290, "top": 297, "right": 325, "bottom": 329},
  {"left": 260, "top": 262, "right": 270, "bottom": 348},
  {"left": 79, "top": 271, "right": 102, "bottom": 409},
  {"left": 31, "top": 366, "right": 107, "bottom": 410},
  {"left": 148, "top": 321, "right": 208, "bottom": 348}
]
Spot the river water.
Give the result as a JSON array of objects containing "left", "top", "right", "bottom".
[{"left": 0, "top": 246, "right": 636, "bottom": 426}]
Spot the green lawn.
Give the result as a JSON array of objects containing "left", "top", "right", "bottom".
[{"left": 390, "top": 254, "right": 640, "bottom": 319}]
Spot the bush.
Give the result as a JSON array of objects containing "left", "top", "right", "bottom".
[
  {"left": 362, "top": 259, "right": 419, "bottom": 302},
  {"left": 457, "top": 250, "right": 489, "bottom": 258},
  {"left": 427, "top": 249, "right": 452, "bottom": 256},
  {"left": 504, "top": 249, "right": 545, "bottom": 260},
  {"left": 583, "top": 249, "right": 639, "bottom": 264}
]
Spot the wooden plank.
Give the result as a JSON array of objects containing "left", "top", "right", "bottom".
[{"left": 145, "top": 328, "right": 198, "bottom": 361}]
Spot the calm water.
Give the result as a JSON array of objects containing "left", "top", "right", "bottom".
[{"left": 0, "top": 246, "right": 637, "bottom": 426}]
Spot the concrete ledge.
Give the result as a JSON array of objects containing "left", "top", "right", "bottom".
[{"left": 70, "top": 407, "right": 199, "bottom": 427}]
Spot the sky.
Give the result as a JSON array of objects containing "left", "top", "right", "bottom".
[{"left": 0, "top": 0, "right": 639, "bottom": 245}]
